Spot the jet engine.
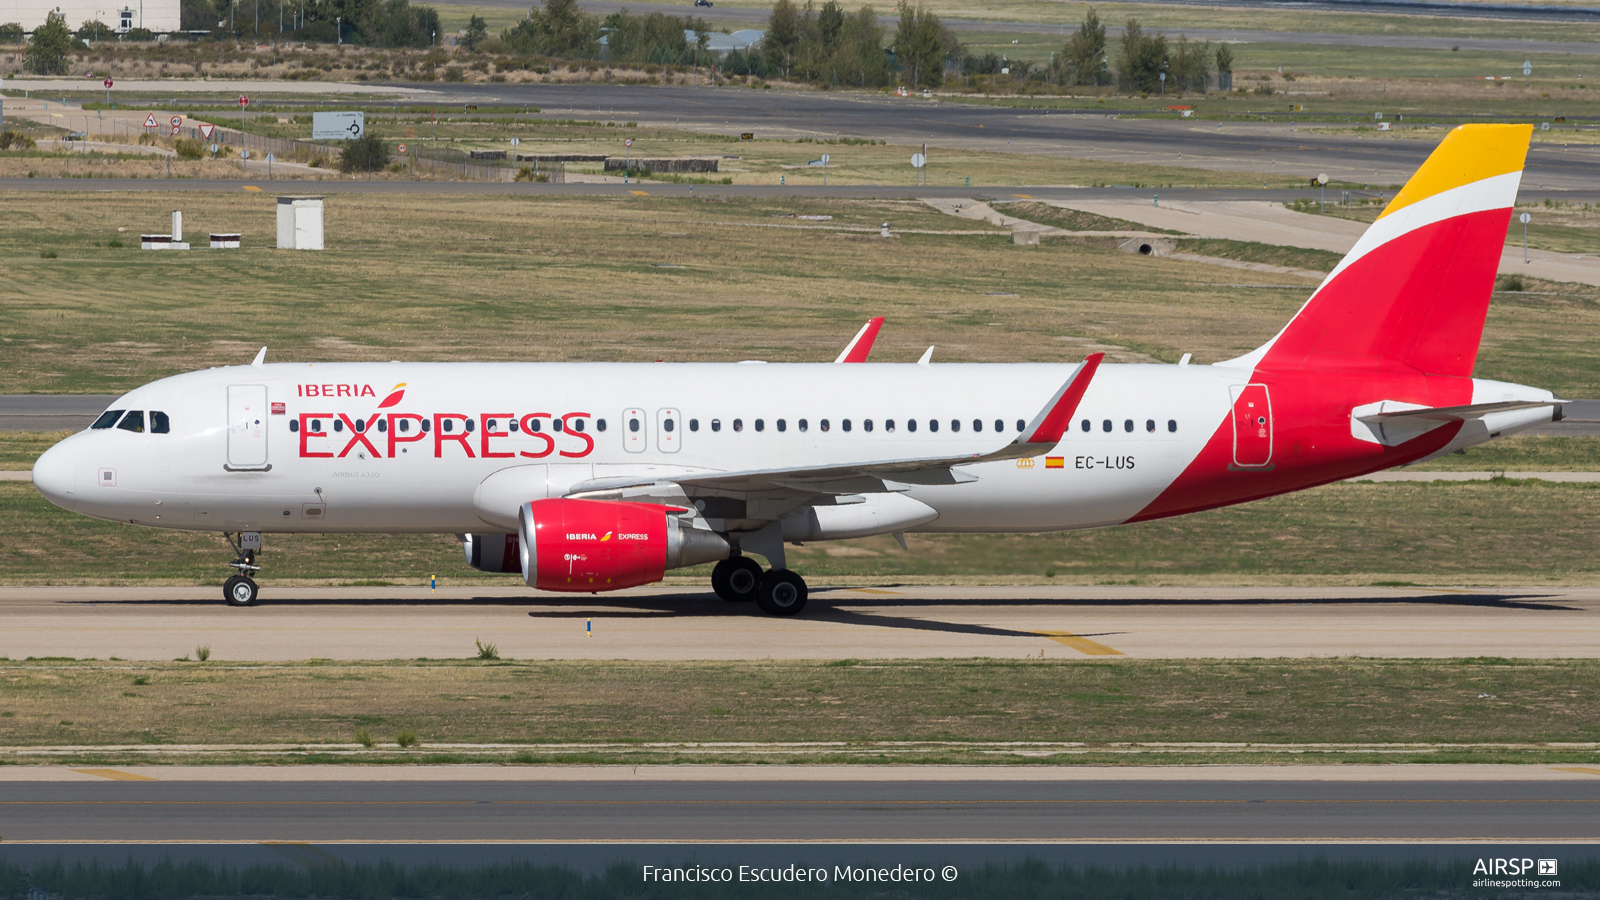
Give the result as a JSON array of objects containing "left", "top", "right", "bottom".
[
  {"left": 517, "top": 498, "right": 730, "bottom": 592},
  {"left": 461, "top": 533, "right": 522, "bottom": 574}
]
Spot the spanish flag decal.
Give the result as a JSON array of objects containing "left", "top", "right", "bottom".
[{"left": 1045, "top": 457, "right": 1064, "bottom": 469}]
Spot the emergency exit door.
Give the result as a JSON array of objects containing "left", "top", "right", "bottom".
[
  {"left": 1230, "top": 384, "right": 1273, "bottom": 468},
  {"left": 227, "top": 384, "right": 270, "bottom": 470}
]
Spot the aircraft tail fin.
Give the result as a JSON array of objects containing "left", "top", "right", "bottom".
[{"left": 1229, "top": 124, "right": 1532, "bottom": 377}]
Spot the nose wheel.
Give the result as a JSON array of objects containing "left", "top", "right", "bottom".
[
  {"left": 222, "top": 531, "right": 262, "bottom": 607},
  {"left": 224, "top": 574, "right": 259, "bottom": 607}
]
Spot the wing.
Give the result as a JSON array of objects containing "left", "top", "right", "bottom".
[
  {"left": 568, "top": 354, "right": 1104, "bottom": 504},
  {"left": 833, "top": 317, "right": 885, "bottom": 363}
]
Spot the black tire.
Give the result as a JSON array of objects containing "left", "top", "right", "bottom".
[
  {"left": 754, "top": 569, "right": 807, "bottom": 616},
  {"left": 224, "top": 575, "right": 259, "bottom": 607},
  {"left": 711, "top": 556, "right": 762, "bottom": 603}
]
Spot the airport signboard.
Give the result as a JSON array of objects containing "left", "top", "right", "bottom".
[{"left": 312, "top": 111, "right": 365, "bottom": 140}]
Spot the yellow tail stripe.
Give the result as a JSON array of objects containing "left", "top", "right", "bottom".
[{"left": 1378, "top": 124, "right": 1532, "bottom": 219}]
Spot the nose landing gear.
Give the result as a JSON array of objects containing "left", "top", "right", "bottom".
[{"left": 223, "top": 531, "right": 262, "bottom": 607}]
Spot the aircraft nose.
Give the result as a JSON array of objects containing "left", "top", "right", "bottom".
[{"left": 32, "top": 441, "right": 77, "bottom": 510}]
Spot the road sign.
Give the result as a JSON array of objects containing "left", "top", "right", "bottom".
[
  {"left": 1317, "top": 173, "right": 1328, "bottom": 185},
  {"left": 103, "top": 78, "right": 113, "bottom": 89},
  {"left": 1520, "top": 212, "right": 1531, "bottom": 224},
  {"left": 143, "top": 114, "right": 157, "bottom": 128},
  {"left": 740, "top": 132, "right": 753, "bottom": 140},
  {"left": 1523, "top": 60, "right": 1532, "bottom": 76},
  {"left": 240, "top": 150, "right": 250, "bottom": 159},
  {"left": 911, "top": 152, "right": 926, "bottom": 168},
  {"left": 238, "top": 96, "right": 250, "bottom": 107},
  {"left": 170, "top": 115, "right": 182, "bottom": 128},
  {"left": 210, "top": 144, "right": 219, "bottom": 154},
  {"left": 820, "top": 153, "right": 830, "bottom": 164},
  {"left": 312, "top": 111, "right": 364, "bottom": 140},
  {"left": 510, "top": 137, "right": 520, "bottom": 147},
  {"left": 266, "top": 152, "right": 275, "bottom": 162},
  {"left": 199, "top": 123, "right": 215, "bottom": 140},
  {"left": 624, "top": 138, "right": 633, "bottom": 147},
  {"left": 398, "top": 143, "right": 407, "bottom": 154},
  {"left": 170, "top": 124, "right": 180, "bottom": 136}
]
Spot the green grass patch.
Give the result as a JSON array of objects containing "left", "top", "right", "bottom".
[
  {"left": 996, "top": 201, "right": 1183, "bottom": 234},
  {"left": 0, "top": 657, "right": 1596, "bottom": 766},
  {"left": 1176, "top": 238, "right": 1345, "bottom": 273},
  {"left": 3, "top": 478, "right": 1599, "bottom": 584}
]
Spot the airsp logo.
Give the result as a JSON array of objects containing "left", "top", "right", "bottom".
[{"left": 1472, "top": 858, "right": 1555, "bottom": 876}]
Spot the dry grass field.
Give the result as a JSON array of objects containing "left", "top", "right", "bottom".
[{"left": 1, "top": 657, "right": 1596, "bottom": 765}]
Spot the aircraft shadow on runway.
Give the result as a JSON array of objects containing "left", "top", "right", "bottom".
[{"left": 65, "top": 591, "right": 1581, "bottom": 622}]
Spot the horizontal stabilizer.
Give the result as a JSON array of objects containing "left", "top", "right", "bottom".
[{"left": 1352, "top": 398, "right": 1560, "bottom": 446}]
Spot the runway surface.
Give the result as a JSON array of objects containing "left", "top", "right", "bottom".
[
  {"left": 2, "top": 766, "right": 1599, "bottom": 841},
  {"left": 13, "top": 83, "right": 1600, "bottom": 192},
  {"left": 2, "top": 584, "right": 1596, "bottom": 660}
]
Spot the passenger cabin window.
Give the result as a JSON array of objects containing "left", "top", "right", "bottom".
[
  {"left": 973, "top": 419, "right": 983, "bottom": 432},
  {"left": 1102, "top": 419, "right": 1112, "bottom": 433},
  {"left": 1016, "top": 419, "right": 1025, "bottom": 432},
  {"left": 711, "top": 419, "right": 722, "bottom": 432},
  {"left": 117, "top": 411, "right": 146, "bottom": 433},
  {"left": 1146, "top": 419, "right": 1156, "bottom": 433},
  {"left": 820, "top": 419, "right": 830, "bottom": 432},
  {"left": 91, "top": 410, "right": 124, "bottom": 429},
  {"left": 690, "top": 419, "right": 700, "bottom": 432},
  {"left": 886, "top": 419, "right": 896, "bottom": 432},
  {"left": 842, "top": 419, "right": 852, "bottom": 432},
  {"left": 863, "top": 419, "right": 873, "bottom": 432},
  {"left": 1168, "top": 419, "right": 1178, "bottom": 432},
  {"left": 465, "top": 420, "right": 475, "bottom": 433},
  {"left": 1124, "top": 419, "right": 1134, "bottom": 433},
  {"left": 733, "top": 418, "right": 744, "bottom": 432},
  {"left": 929, "top": 419, "right": 938, "bottom": 433},
  {"left": 994, "top": 419, "right": 1003, "bottom": 433},
  {"left": 907, "top": 419, "right": 917, "bottom": 433},
  {"left": 755, "top": 419, "right": 765, "bottom": 432},
  {"left": 596, "top": 419, "right": 606, "bottom": 432},
  {"left": 354, "top": 417, "right": 367, "bottom": 433},
  {"left": 334, "top": 419, "right": 345, "bottom": 432},
  {"left": 950, "top": 420, "right": 960, "bottom": 433},
  {"left": 798, "top": 419, "right": 808, "bottom": 432},
  {"left": 1080, "top": 419, "right": 1090, "bottom": 433},
  {"left": 777, "top": 419, "right": 787, "bottom": 432},
  {"left": 572, "top": 419, "right": 584, "bottom": 433}
]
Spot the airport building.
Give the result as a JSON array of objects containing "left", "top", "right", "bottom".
[{"left": 10, "top": 0, "right": 181, "bottom": 34}]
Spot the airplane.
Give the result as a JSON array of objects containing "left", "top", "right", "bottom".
[{"left": 32, "top": 125, "right": 1562, "bottom": 616}]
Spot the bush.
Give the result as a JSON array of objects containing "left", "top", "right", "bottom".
[
  {"left": 173, "top": 138, "right": 205, "bottom": 160},
  {"left": 1499, "top": 274, "right": 1526, "bottom": 292},
  {"left": 0, "top": 130, "right": 37, "bottom": 150},
  {"left": 123, "top": 27, "right": 155, "bottom": 40},
  {"left": 355, "top": 728, "right": 375, "bottom": 748},
  {"left": 194, "top": 644, "right": 211, "bottom": 661},
  {"left": 475, "top": 638, "right": 499, "bottom": 660},
  {"left": 108, "top": 238, "right": 124, "bottom": 248},
  {"left": 395, "top": 729, "right": 417, "bottom": 748},
  {"left": 0, "top": 22, "right": 24, "bottom": 42},
  {"left": 338, "top": 133, "right": 392, "bottom": 173},
  {"left": 39, "top": 249, "right": 57, "bottom": 259},
  {"left": 443, "top": 65, "right": 464, "bottom": 81}
]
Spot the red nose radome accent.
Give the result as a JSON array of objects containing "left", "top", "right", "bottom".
[{"left": 1023, "top": 353, "right": 1103, "bottom": 445}]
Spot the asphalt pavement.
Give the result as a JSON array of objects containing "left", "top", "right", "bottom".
[{"left": 4, "top": 771, "right": 1598, "bottom": 841}]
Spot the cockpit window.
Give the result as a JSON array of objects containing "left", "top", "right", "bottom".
[
  {"left": 91, "top": 410, "right": 124, "bottom": 429},
  {"left": 116, "top": 410, "right": 146, "bottom": 433},
  {"left": 150, "top": 411, "right": 170, "bottom": 434}
]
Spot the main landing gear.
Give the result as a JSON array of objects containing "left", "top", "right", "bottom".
[
  {"left": 711, "top": 555, "right": 808, "bottom": 616},
  {"left": 223, "top": 532, "right": 262, "bottom": 607}
]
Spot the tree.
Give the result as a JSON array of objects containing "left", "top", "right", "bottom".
[
  {"left": 0, "top": 22, "right": 24, "bottom": 42},
  {"left": 180, "top": 0, "right": 220, "bottom": 30},
  {"left": 892, "top": 2, "right": 956, "bottom": 90},
  {"left": 502, "top": 0, "right": 598, "bottom": 56},
  {"left": 1215, "top": 43, "right": 1234, "bottom": 91},
  {"left": 817, "top": 0, "right": 843, "bottom": 51},
  {"left": 462, "top": 14, "right": 487, "bottom": 49},
  {"left": 75, "top": 19, "right": 112, "bottom": 41},
  {"left": 24, "top": 11, "right": 72, "bottom": 75},
  {"left": 1060, "top": 7, "right": 1106, "bottom": 86},
  {"left": 339, "top": 133, "right": 392, "bottom": 172},
  {"left": 1169, "top": 36, "right": 1211, "bottom": 93},
  {"left": 763, "top": 0, "right": 801, "bottom": 77},
  {"left": 1116, "top": 17, "right": 1166, "bottom": 93}
]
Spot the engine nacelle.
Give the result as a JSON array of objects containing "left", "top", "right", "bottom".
[
  {"left": 517, "top": 498, "right": 729, "bottom": 592},
  {"left": 461, "top": 533, "right": 522, "bottom": 574}
]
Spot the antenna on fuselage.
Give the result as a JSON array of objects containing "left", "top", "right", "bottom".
[
  {"left": 251, "top": 346, "right": 267, "bottom": 367},
  {"left": 917, "top": 346, "right": 934, "bottom": 367}
]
